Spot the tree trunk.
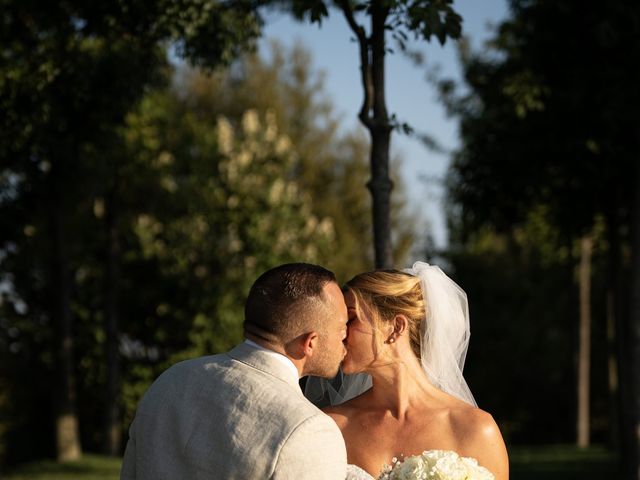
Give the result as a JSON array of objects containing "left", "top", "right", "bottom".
[
  {"left": 339, "top": 0, "right": 393, "bottom": 269},
  {"left": 577, "top": 234, "right": 592, "bottom": 448},
  {"left": 628, "top": 144, "right": 640, "bottom": 479},
  {"left": 607, "top": 284, "right": 620, "bottom": 446},
  {"left": 605, "top": 211, "right": 621, "bottom": 450},
  {"left": 49, "top": 164, "right": 82, "bottom": 462},
  {"left": 103, "top": 190, "right": 122, "bottom": 455},
  {"left": 606, "top": 202, "right": 635, "bottom": 477},
  {"left": 367, "top": 127, "right": 393, "bottom": 269},
  {"left": 366, "top": 1, "right": 393, "bottom": 269}
]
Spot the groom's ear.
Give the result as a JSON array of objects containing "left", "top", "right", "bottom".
[{"left": 301, "top": 331, "right": 320, "bottom": 358}]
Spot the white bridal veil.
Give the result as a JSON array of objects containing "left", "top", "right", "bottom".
[{"left": 305, "top": 262, "right": 477, "bottom": 407}]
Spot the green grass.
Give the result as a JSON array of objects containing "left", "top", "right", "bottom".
[
  {"left": 2, "top": 446, "right": 618, "bottom": 479},
  {"left": 2, "top": 455, "right": 121, "bottom": 480},
  {"left": 510, "top": 444, "right": 619, "bottom": 480}
]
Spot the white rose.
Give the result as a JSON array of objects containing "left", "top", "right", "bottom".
[
  {"left": 394, "top": 455, "right": 428, "bottom": 480},
  {"left": 432, "top": 452, "right": 468, "bottom": 480},
  {"left": 460, "top": 456, "right": 495, "bottom": 480}
]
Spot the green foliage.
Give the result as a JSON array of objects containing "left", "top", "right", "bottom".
[
  {"left": 282, "top": 0, "right": 462, "bottom": 46},
  {"left": 0, "top": 0, "right": 262, "bottom": 463},
  {"left": 0, "top": 37, "right": 418, "bottom": 464},
  {"left": 441, "top": 0, "right": 639, "bottom": 448},
  {"left": 401, "top": 0, "right": 462, "bottom": 45},
  {"left": 109, "top": 74, "right": 345, "bottom": 431},
  {"left": 2, "top": 0, "right": 422, "bottom": 464},
  {"left": 0, "top": 0, "right": 262, "bottom": 164},
  {"left": 448, "top": 221, "right": 612, "bottom": 445},
  {"left": 164, "top": 0, "right": 262, "bottom": 68},
  {"left": 442, "top": 0, "right": 638, "bottom": 238},
  {"left": 172, "top": 44, "right": 416, "bottom": 278},
  {"left": 116, "top": 47, "right": 414, "bottom": 442}
]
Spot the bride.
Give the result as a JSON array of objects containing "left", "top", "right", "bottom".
[{"left": 307, "top": 262, "right": 508, "bottom": 480}]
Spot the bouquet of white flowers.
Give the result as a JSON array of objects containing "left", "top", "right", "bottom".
[{"left": 377, "top": 450, "right": 494, "bottom": 480}]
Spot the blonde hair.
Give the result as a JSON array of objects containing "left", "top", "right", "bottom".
[{"left": 344, "top": 270, "right": 426, "bottom": 359}]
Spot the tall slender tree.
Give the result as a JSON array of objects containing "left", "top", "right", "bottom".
[{"left": 274, "top": 0, "right": 461, "bottom": 267}]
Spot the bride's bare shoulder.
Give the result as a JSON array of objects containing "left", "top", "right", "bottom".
[
  {"left": 450, "top": 405, "right": 509, "bottom": 480},
  {"left": 450, "top": 405, "right": 501, "bottom": 440}
]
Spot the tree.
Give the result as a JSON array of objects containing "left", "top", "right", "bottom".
[
  {"left": 441, "top": 0, "right": 639, "bottom": 473},
  {"left": 446, "top": 210, "right": 585, "bottom": 444},
  {"left": 272, "top": 0, "right": 461, "bottom": 267},
  {"left": 0, "top": 0, "right": 262, "bottom": 461},
  {"left": 174, "top": 43, "right": 416, "bottom": 278},
  {"left": 0, "top": 40, "right": 418, "bottom": 465}
]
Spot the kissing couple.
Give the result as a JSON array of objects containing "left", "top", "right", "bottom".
[{"left": 121, "top": 262, "right": 508, "bottom": 479}]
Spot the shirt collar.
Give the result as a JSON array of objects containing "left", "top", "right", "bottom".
[{"left": 243, "top": 339, "right": 300, "bottom": 384}]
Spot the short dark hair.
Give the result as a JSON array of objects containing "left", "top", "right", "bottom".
[{"left": 244, "top": 263, "right": 337, "bottom": 343}]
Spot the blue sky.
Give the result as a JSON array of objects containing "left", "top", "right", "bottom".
[{"left": 259, "top": 1, "right": 509, "bottom": 250}]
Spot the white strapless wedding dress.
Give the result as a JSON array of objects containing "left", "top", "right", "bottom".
[{"left": 346, "top": 464, "right": 376, "bottom": 480}]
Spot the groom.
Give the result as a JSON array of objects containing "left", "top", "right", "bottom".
[{"left": 120, "top": 263, "right": 348, "bottom": 479}]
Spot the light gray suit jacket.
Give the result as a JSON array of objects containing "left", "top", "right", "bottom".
[{"left": 120, "top": 342, "right": 347, "bottom": 479}]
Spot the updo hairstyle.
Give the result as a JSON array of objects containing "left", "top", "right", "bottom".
[{"left": 344, "top": 270, "right": 426, "bottom": 359}]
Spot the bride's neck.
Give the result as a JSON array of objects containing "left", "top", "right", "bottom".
[{"left": 367, "top": 350, "right": 434, "bottom": 417}]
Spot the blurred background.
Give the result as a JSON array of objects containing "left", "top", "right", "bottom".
[{"left": 1, "top": 0, "right": 639, "bottom": 478}]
